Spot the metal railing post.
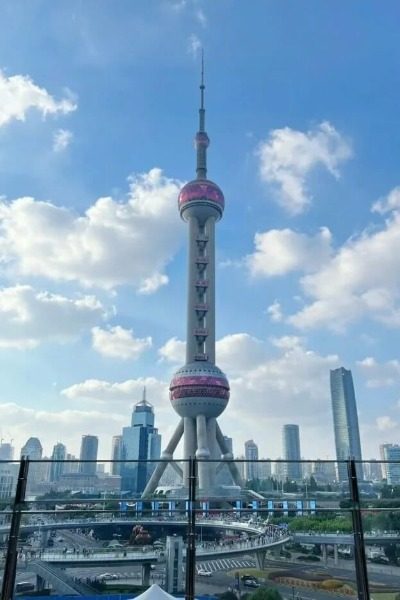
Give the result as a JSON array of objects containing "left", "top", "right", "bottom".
[
  {"left": 1, "top": 457, "right": 30, "bottom": 600},
  {"left": 185, "top": 456, "right": 197, "bottom": 600},
  {"left": 347, "top": 459, "right": 370, "bottom": 600}
]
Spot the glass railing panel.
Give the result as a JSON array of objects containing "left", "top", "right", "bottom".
[{"left": 2, "top": 457, "right": 398, "bottom": 599}]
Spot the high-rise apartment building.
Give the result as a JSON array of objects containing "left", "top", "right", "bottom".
[
  {"left": 381, "top": 444, "right": 400, "bottom": 485},
  {"left": 0, "top": 442, "right": 14, "bottom": 461},
  {"left": 330, "top": 367, "right": 363, "bottom": 482},
  {"left": 258, "top": 458, "right": 272, "bottom": 480},
  {"left": 364, "top": 459, "right": 383, "bottom": 482},
  {"left": 79, "top": 435, "right": 98, "bottom": 475},
  {"left": 49, "top": 443, "right": 66, "bottom": 482},
  {"left": 20, "top": 437, "right": 45, "bottom": 490},
  {"left": 121, "top": 389, "right": 161, "bottom": 494},
  {"left": 244, "top": 440, "right": 259, "bottom": 481},
  {"left": 223, "top": 436, "right": 233, "bottom": 456},
  {"left": 111, "top": 435, "right": 123, "bottom": 475},
  {"left": 21, "top": 437, "right": 43, "bottom": 459},
  {"left": 282, "top": 424, "right": 302, "bottom": 481},
  {"left": 380, "top": 444, "right": 391, "bottom": 479}
]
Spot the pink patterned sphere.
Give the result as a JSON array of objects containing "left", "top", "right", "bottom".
[{"left": 170, "top": 362, "right": 230, "bottom": 418}]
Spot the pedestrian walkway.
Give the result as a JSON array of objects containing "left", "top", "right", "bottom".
[{"left": 197, "top": 558, "right": 255, "bottom": 573}]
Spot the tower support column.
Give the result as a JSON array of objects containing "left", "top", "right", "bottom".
[
  {"left": 183, "top": 417, "right": 197, "bottom": 485},
  {"left": 196, "top": 415, "right": 210, "bottom": 490}
]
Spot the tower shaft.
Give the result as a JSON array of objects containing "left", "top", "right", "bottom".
[{"left": 186, "top": 216, "right": 215, "bottom": 364}]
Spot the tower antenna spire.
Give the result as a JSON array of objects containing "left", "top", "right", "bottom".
[
  {"left": 200, "top": 48, "right": 205, "bottom": 113},
  {"left": 196, "top": 48, "right": 209, "bottom": 179}
]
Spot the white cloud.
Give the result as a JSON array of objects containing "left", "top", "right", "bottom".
[
  {"left": 288, "top": 208, "right": 400, "bottom": 330},
  {"left": 0, "top": 71, "right": 76, "bottom": 127},
  {"left": 219, "top": 335, "right": 340, "bottom": 457},
  {"left": 188, "top": 34, "right": 202, "bottom": 58},
  {"left": 158, "top": 333, "right": 266, "bottom": 373},
  {"left": 62, "top": 376, "right": 168, "bottom": 407},
  {"left": 266, "top": 300, "right": 283, "bottom": 322},
  {"left": 216, "top": 333, "right": 266, "bottom": 374},
  {"left": 0, "top": 402, "right": 124, "bottom": 458},
  {"left": 256, "top": 121, "right": 352, "bottom": 215},
  {"left": 357, "top": 356, "right": 400, "bottom": 388},
  {"left": 0, "top": 168, "right": 184, "bottom": 290},
  {"left": 376, "top": 416, "right": 397, "bottom": 431},
  {"left": 247, "top": 227, "right": 332, "bottom": 277},
  {"left": 92, "top": 326, "right": 152, "bottom": 360},
  {"left": 53, "top": 128, "right": 73, "bottom": 152},
  {"left": 196, "top": 9, "right": 207, "bottom": 27},
  {"left": 158, "top": 337, "right": 186, "bottom": 364},
  {"left": 0, "top": 285, "right": 105, "bottom": 349},
  {"left": 138, "top": 273, "right": 169, "bottom": 295},
  {"left": 372, "top": 186, "right": 400, "bottom": 215}
]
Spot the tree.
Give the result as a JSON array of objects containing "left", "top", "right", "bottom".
[{"left": 250, "top": 587, "right": 283, "bottom": 600}]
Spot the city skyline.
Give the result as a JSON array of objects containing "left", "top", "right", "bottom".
[{"left": 0, "top": 3, "right": 399, "bottom": 460}]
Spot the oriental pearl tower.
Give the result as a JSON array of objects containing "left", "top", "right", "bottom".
[{"left": 143, "top": 60, "right": 243, "bottom": 497}]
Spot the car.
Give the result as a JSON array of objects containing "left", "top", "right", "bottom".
[
  {"left": 198, "top": 570, "right": 212, "bottom": 577},
  {"left": 15, "top": 582, "right": 35, "bottom": 593},
  {"left": 56, "top": 537, "right": 64, "bottom": 542},
  {"left": 98, "top": 573, "right": 119, "bottom": 581},
  {"left": 243, "top": 580, "right": 260, "bottom": 588}
]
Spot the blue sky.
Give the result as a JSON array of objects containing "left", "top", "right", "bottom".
[{"left": 0, "top": 0, "right": 400, "bottom": 462}]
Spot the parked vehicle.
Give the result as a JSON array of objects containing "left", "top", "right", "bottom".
[
  {"left": 243, "top": 580, "right": 260, "bottom": 588},
  {"left": 16, "top": 582, "right": 35, "bottom": 593},
  {"left": 98, "top": 573, "right": 118, "bottom": 580},
  {"left": 198, "top": 570, "right": 212, "bottom": 577}
]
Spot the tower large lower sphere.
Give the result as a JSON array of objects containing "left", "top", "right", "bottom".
[{"left": 142, "top": 62, "right": 243, "bottom": 497}]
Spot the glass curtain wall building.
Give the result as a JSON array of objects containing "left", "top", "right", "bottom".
[
  {"left": 330, "top": 367, "right": 363, "bottom": 481},
  {"left": 283, "top": 424, "right": 302, "bottom": 481},
  {"left": 121, "top": 390, "right": 161, "bottom": 494}
]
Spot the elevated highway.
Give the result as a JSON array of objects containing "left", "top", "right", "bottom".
[{"left": 292, "top": 531, "right": 399, "bottom": 546}]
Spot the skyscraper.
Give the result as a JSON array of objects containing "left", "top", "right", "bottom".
[
  {"left": 20, "top": 437, "right": 45, "bottom": 489},
  {"left": 21, "top": 437, "right": 43, "bottom": 460},
  {"left": 244, "top": 440, "right": 259, "bottom": 481},
  {"left": 330, "top": 367, "right": 363, "bottom": 481},
  {"left": 121, "top": 389, "right": 161, "bottom": 494},
  {"left": 79, "top": 435, "right": 98, "bottom": 475},
  {"left": 282, "top": 424, "right": 302, "bottom": 481},
  {"left": 381, "top": 444, "right": 400, "bottom": 485},
  {"left": 143, "top": 59, "right": 242, "bottom": 497},
  {"left": 49, "top": 442, "right": 66, "bottom": 482},
  {"left": 0, "top": 442, "right": 14, "bottom": 461},
  {"left": 111, "top": 435, "right": 123, "bottom": 475}
]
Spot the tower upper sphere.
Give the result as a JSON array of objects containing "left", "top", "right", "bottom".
[
  {"left": 178, "top": 52, "right": 225, "bottom": 223},
  {"left": 178, "top": 179, "right": 224, "bottom": 221}
]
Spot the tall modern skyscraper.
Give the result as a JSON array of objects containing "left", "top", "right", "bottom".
[
  {"left": 21, "top": 437, "right": 43, "bottom": 460},
  {"left": 111, "top": 435, "right": 123, "bottom": 475},
  {"left": 0, "top": 442, "right": 14, "bottom": 461},
  {"left": 282, "top": 424, "right": 302, "bottom": 481},
  {"left": 244, "top": 440, "right": 259, "bottom": 481},
  {"left": 121, "top": 389, "right": 161, "bottom": 494},
  {"left": 49, "top": 443, "right": 66, "bottom": 482},
  {"left": 79, "top": 435, "right": 98, "bottom": 475},
  {"left": 143, "top": 59, "right": 242, "bottom": 497},
  {"left": 20, "top": 437, "right": 44, "bottom": 488},
  {"left": 330, "top": 367, "right": 363, "bottom": 481},
  {"left": 380, "top": 444, "right": 400, "bottom": 485}
]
